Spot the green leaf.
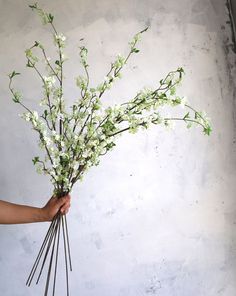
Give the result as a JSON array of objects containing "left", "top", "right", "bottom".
[
  {"left": 93, "top": 104, "right": 100, "bottom": 111},
  {"left": 177, "top": 67, "right": 184, "bottom": 73},
  {"left": 12, "top": 97, "right": 19, "bottom": 103},
  {"left": 33, "top": 41, "right": 43, "bottom": 49},
  {"left": 132, "top": 48, "right": 140, "bottom": 53},
  {"left": 72, "top": 104, "right": 77, "bottom": 111},
  {"left": 48, "top": 13, "right": 54, "bottom": 23},
  {"left": 204, "top": 125, "right": 212, "bottom": 136},
  {"left": 167, "top": 80, "right": 172, "bottom": 88},
  {"left": 32, "top": 156, "right": 40, "bottom": 165},
  {"left": 106, "top": 142, "right": 116, "bottom": 150},
  {"left": 183, "top": 112, "right": 190, "bottom": 120},
  {"left": 12, "top": 91, "right": 21, "bottom": 103},
  {"left": 26, "top": 60, "right": 33, "bottom": 68},
  {"left": 8, "top": 71, "right": 20, "bottom": 79},
  {"left": 29, "top": 3, "right": 38, "bottom": 10},
  {"left": 186, "top": 122, "right": 192, "bottom": 129},
  {"left": 55, "top": 60, "right": 61, "bottom": 66},
  {"left": 170, "top": 87, "right": 176, "bottom": 96},
  {"left": 140, "top": 27, "right": 149, "bottom": 34}
]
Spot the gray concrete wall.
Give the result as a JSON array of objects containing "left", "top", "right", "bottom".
[{"left": 0, "top": 0, "right": 236, "bottom": 295}]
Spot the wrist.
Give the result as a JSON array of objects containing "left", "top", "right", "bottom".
[{"left": 38, "top": 207, "right": 49, "bottom": 222}]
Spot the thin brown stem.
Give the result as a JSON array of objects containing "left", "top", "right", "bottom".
[{"left": 41, "top": 47, "right": 61, "bottom": 82}]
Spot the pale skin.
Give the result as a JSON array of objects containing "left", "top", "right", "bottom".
[{"left": 0, "top": 195, "right": 71, "bottom": 224}]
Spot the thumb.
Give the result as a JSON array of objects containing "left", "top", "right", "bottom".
[{"left": 57, "top": 196, "right": 67, "bottom": 207}]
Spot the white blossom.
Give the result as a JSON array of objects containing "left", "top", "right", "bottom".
[
  {"left": 44, "top": 136, "right": 51, "bottom": 146},
  {"left": 54, "top": 33, "right": 66, "bottom": 47},
  {"left": 21, "top": 112, "right": 31, "bottom": 122},
  {"left": 33, "top": 111, "right": 39, "bottom": 120},
  {"left": 180, "top": 96, "right": 188, "bottom": 108},
  {"left": 43, "top": 76, "right": 56, "bottom": 88}
]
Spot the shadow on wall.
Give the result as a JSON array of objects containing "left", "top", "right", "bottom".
[{"left": 227, "top": 0, "right": 236, "bottom": 51}]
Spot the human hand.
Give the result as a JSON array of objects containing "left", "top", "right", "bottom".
[{"left": 41, "top": 194, "right": 71, "bottom": 221}]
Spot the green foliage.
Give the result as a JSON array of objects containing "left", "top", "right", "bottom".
[
  {"left": 29, "top": 3, "right": 54, "bottom": 25},
  {"left": 32, "top": 156, "right": 40, "bottom": 165},
  {"left": 204, "top": 125, "right": 212, "bottom": 136},
  {"left": 8, "top": 71, "right": 20, "bottom": 79}
]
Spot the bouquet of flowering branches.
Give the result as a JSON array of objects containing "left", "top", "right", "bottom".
[{"left": 8, "top": 3, "right": 211, "bottom": 296}]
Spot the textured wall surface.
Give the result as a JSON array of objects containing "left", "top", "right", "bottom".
[{"left": 0, "top": 0, "right": 236, "bottom": 295}]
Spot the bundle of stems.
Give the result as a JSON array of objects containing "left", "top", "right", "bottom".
[
  {"left": 8, "top": 3, "right": 211, "bottom": 296},
  {"left": 26, "top": 213, "right": 72, "bottom": 296}
]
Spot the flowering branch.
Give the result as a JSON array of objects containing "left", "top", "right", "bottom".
[{"left": 8, "top": 3, "right": 212, "bottom": 197}]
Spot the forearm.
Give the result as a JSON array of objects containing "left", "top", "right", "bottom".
[{"left": 0, "top": 200, "right": 47, "bottom": 224}]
